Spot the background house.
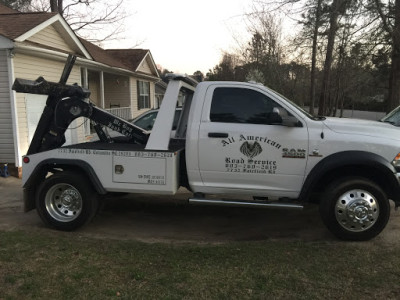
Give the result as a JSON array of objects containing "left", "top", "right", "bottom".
[{"left": 0, "top": 4, "right": 161, "bottom": 177}]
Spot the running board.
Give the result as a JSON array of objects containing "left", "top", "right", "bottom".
[{"left": 188, "top": 198, "right": 303, "bottom": 210}]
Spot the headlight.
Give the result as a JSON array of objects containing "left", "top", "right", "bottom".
[{"left": 392, "top": 153, "right": 400, "bottom": 169}]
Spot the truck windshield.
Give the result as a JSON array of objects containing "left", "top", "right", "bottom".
[{"left": 380, "top": 106, "right": 400, "bottom": 126}]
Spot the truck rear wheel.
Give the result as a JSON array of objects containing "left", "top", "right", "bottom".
[
  {"left": 319, "top": 177, "right": 390, "bottom": 241},
  {"left": 36, "top": 172, "right": 98, "bottom": 231}
]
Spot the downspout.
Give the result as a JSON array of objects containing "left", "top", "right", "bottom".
[{"left": 7, "top": 49, "right": 22, "bottom": 167}]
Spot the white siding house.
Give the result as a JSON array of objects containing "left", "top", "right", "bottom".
[{"left": 0, "top": 4, "right": 160, "bottom": 177}]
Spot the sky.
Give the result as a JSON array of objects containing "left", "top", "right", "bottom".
[{"left": 103, "top": 0, "right": 255, "bottom": 75}]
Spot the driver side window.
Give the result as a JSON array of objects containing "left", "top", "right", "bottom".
[{"left": 210, "top": 87, "right": 290, "bottom": 124}]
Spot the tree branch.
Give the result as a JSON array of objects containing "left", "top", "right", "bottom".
[{"left": 373, "top": 0, "right": 393, "bottom": 34}]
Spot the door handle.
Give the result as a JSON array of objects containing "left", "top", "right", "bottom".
[{"left": 208, "top": 132, "right": 228, "bottom": 138}]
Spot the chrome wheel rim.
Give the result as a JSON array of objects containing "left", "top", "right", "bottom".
[
  {"left": 335, "top": 189, "right": 379, "bottom": 232},
  {"left": 45, "top": 183, "right": 82, "bottom": 222}
]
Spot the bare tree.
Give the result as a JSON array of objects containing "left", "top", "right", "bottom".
[
  {"left": 317, "top": 0, "right": 348, "bottom": 116},
  {"left": 309, "top": 0, "right": 323, "bottom": 115},
  {"left": 243, "top": 2, "right": 284, "bottom": 64},
  {"left": 49, "top": 0, "right": 61, "bottom": 13},
  {"left": 372, "top": 0, "right": 400, "bottom": 111},
  {"left": 248, "top": 0, "right": 323, "bottom": 110},
  {"left": 0, "top": 0, "right": 32, "bottom": 10},
  {"left": 30, "top": 0, "right": 128, "bottom": 42},
  {"left": 206, "top": 53, "right": 242, "bottom": 81}
]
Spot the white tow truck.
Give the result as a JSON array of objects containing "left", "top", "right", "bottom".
[{"left": 14, "top": 56, "right": 400, "bottom": 240}]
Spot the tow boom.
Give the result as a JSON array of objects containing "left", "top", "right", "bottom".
[{"left": 12, "top": 55, "right": 149, "bottom": 155}]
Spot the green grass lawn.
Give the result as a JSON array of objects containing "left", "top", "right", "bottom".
[{"left": 0, "top": 230, "right": 399, "bottom": 299}]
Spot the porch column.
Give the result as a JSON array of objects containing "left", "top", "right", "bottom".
[
  {"left": 100, "top": 71, "right": 105, "bottom": 108},
  {"left": 128, "top": 77, "right": 133, "bottom": 119},
  {"left": 81, "top": 67, "right": 90, "bottom": 137},
  {"left": 152, "top": 82, "right": 156, "bottom": 109},
  {"left": 82, "top": 67, "right": 88, "bottom": 88},
  {"left": 7, "top": 49, "right": 22, "bottom": 169}
]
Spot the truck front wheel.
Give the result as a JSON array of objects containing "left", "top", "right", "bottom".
[
  {"left": 319, "top": 177, "right": 390, "bottom": 241},
  {"left": 36, "top": 172, "right": 98, "bottom": 231}
]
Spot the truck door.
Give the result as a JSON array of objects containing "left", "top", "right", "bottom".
[{"left": 197, "top": 85, "right": 309, "bottom": 197}]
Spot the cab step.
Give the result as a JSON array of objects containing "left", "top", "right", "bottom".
[{"left": 188, "top": 198, "right": 303, "bottom": 210}]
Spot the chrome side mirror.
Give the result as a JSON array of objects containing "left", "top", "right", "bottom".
[{"left": 272, "top": 107, "right": 301, "bottom": 127}]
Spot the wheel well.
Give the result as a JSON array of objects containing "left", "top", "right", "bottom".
[
  {"left": 44, "top": 163, "right": 104, "bottom": 193},
  {"left": 24, "top": 161, "right": 106, "bottom": 211},
  {"left": 305, "top": 164, "right": 397, "bottom": 204},
  {"left": 31, "top": 164, "right": 89, "bottom": 182}
]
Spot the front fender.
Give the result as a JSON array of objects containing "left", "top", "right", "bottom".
[{"left": 299, "top": 151, "right": 400, "bottom": 206}]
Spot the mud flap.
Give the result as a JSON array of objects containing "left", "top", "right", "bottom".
[{"left": 23, "top": 187, "right": 36, "bottom": 212}]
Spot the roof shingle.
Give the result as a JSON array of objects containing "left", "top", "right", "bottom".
[
  {"left": 79, "top": 38, "right": 129, "bottom": 70},
  {"left": 0, "top": 4, "right": 18, "bottom": 14},
  {"left": 79, "top": 39, "right": 150, "bottom": 74},
  {"left": 106, "top": 49, "right": 149, "bottom": 72},
  {"left": 0, "top": 11, "right": 56, "bottom": 40}
]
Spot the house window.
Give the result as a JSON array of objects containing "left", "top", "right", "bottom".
[{"left": 138, "top": 81, "right": 150, "bottom": 109}]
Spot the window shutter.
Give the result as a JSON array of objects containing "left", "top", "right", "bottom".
[{"left": 146, "top": 81, "right": 150, "bottom": 108}]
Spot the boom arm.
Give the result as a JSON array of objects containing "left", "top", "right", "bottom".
[{"left": 12, "top": 56, "right": 149, "bottom": 155}]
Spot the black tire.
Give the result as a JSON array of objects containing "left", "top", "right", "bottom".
[
  {"left": 36, "top": 171, "right": 98, "bottom": 231},
  {"left": 319, "top": 177, "right": 390, "bottom": 241}
]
